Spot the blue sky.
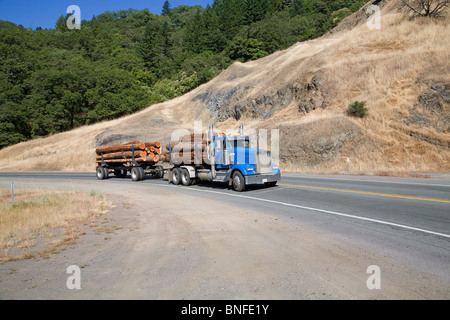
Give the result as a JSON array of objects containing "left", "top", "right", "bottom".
[{"left": 0, "top": 0, "right": 213, "bottom": 29}]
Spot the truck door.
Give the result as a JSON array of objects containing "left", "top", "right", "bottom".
[{"left": 215, "top": 139, "right": 229, "bottom": 168}]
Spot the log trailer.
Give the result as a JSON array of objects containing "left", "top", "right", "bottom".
[
  {"left": 168, "top": 125, "right": 281, "bottom": 192},
  {"left": 95, "top": 142, "right": 165, "bottom": 182}
]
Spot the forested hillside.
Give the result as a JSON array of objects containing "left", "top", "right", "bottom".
[{"left": 0, "top": 0, "right": 365, "bottom": 148}]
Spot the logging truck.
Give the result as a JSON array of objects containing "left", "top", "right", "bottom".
[
  {"left": 167, "top": 125, "right": 281, "bottom": 192},
  {"left": 95, "top": 125, "right": 281, "bottom": 192}
]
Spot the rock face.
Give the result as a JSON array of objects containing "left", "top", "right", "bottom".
[
  {"left": 192, "top": 72, "right": 328, "bottom": 122},
  {"left": 278, "top": 116, "right": 374, "bottom": 168},
  {"left": 404, "top": 82, "right": 450, "bottom": 133},
  {"left": 418, "top": 83, "right": 450, "bottom": 112},
  {"left": 95, "top": 131, "right": 139, "bottom": 147}
]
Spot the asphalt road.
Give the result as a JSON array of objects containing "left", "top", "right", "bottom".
[{"left": 1, "top": 171, "right": 449, "bottom": 295}]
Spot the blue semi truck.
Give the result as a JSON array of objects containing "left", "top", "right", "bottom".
[{"left": 169, "top": 126, "right": 281, "bottom": 192}]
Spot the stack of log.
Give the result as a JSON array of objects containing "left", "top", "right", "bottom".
[
  {"left": 96, "top": 141, "right": 167, "bottom": 164},
  {"left": 162, "top": 132, "right": 225, "bottom": 165}
]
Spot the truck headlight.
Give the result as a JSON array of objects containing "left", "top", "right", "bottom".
[
  {"left": 272, "top": 165, "right": 278, "bottom": 170},
  {"left": 247, "top": 167, "right": 254, "bottom": 171}
]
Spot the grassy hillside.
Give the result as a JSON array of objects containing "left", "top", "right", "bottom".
[{"left": 0, "top": 0, "right": 448, "bottom": 173}]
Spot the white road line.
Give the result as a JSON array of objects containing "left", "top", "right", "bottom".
[{"left": 159, "top": 184, "right": 450, "bottom": 239}]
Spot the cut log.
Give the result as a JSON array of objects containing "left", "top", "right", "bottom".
[
  {"left": 96, "top": 143, "right": 146, "bottom": 155},
  {"left": 96, "top": 151, "right": 146, "bottom": 160},
  {"left": 144, "top": 142, "right": 161, "bottom": 148},
  {"left": 135, "top": 155, "right": 160, "bottom": 163},
  {"left": 165, "top": 142, "right": 180, "bottom": 151}
]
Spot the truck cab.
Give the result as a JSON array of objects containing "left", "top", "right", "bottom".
[
  {"left": 213, "top": 135, "right": 281, "bottom": 191},
  {"left": 170, "top": 126, "right": 281, "bottom": 192}
]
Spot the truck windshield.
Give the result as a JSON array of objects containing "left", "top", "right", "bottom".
[{"left": 228, "top": 139, "right": 250, "bottom": 149}]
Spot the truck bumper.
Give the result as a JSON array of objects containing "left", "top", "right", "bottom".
[{"left": 245, "top": 172, "right": 281, "bottom": 185}]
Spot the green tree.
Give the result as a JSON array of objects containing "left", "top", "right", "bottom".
[
  {"left": 227, "top": 35, "right": 268, "bottom": 61},
  {"left": 243, "top": 0, "right": 269, "bottom": 24},
  {"left": 162, "top": 0, "right": 172, "bottom": 16}
]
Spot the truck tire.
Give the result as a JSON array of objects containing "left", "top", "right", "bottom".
[
  {"left": 138, "top": 167, "right": 145, "bottom": 180},
  {"left": 264, "top": 181, "right": 277, "bottom": 187},
  {"left": 131, "top": 167, "right": 141, "bottom": 181},
  {"left": 155, "top": 165, "right": 164, "bottom": 179},
  {"left": 103, "top": 167, "right": 109, "bottom": 179},
  {"left": 181, "top": 168, "right": 192, "bottom": 186},
  {"left": 96, "top": 167, "right": 107, "bottom": 180},
  {"left": 232, "top": 171, "right": 245, "bottom": 192},
  {"left": 172, "top": 167, "right": 181, "bottom": 185}
]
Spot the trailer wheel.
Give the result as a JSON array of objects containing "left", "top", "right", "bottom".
[
  {"left": 232, "top": 171, "right": 245, "bottom": 192},
  {"left": 172, "top": 167, "right": 181, "bottom": 185},
  {"left": 155, "top": 165, "right": 164, "bottom": 179},
  {"left": 131, "top": 167, "right": 141, "bottom": 181},
  {"left": 104, "top": 167, "right": 109, "bottom": 179},
  {"left": 96, "top": 167, "right": 107, "bottom": 180},
  {"left": 181, "top": 168, "right": 192, "bottom": 186},
  {"left": 138, "top": 167, "right": 145, "bottom": 181}
]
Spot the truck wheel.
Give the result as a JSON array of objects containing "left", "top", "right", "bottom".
[
  {"left": 232, "top": 171, "right": 245, "bottom": 192},
  {"left": 131, "top": 167, "right": 141, "bottom": 181},
  {"left": 103, "top": 167, "right": 109, "bottom": 179},
  {"left": 172, "top": 168, "right": 181, "bottom": 185},
  {"left": 181, "top": 168, "right": 192, "bottom": 186},
  {"left": 264, "top": 181, "right": 277, "bottom": 187},
  {"left": 155, "top": 165, "right": 164, "bottom": 179},
  {"left": 96, "top": 167, "right": 106, "bottom": 180},
  {"left": 138, "top": 167, "right": 145, "bottom": 181}
]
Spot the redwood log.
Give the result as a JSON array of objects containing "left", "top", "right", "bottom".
[
  {"left": 144, "top": 142, "right": 161, "bottom": 148},
  {"left": 135, "top": 155, "right": 160, "bottom": 163},
  {"left": 96, "top": 151, "right": 145, "bottom": 160},
  {"left": 165, "top": 142, "right": 180, "bottom": 151},
  {"left": 96, "top": 143, "right": 146, "bottom": 155}
]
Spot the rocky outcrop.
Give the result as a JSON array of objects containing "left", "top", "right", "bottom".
[
  {"left": 418, "top": 83, "right": 450, "bottom": 112},
  {"left": 404, "top": 82, "right": 450, "bottom": 133},
  {"left": 278, "top": 116, "right": 374, "bottom": 167},
  {"left": 192, "top": 72, "right": 328, "bottom": 122}
]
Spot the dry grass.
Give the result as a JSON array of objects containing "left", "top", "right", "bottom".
[{"left": 0, "top": 188, "right": 111, "bottom": 261}]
